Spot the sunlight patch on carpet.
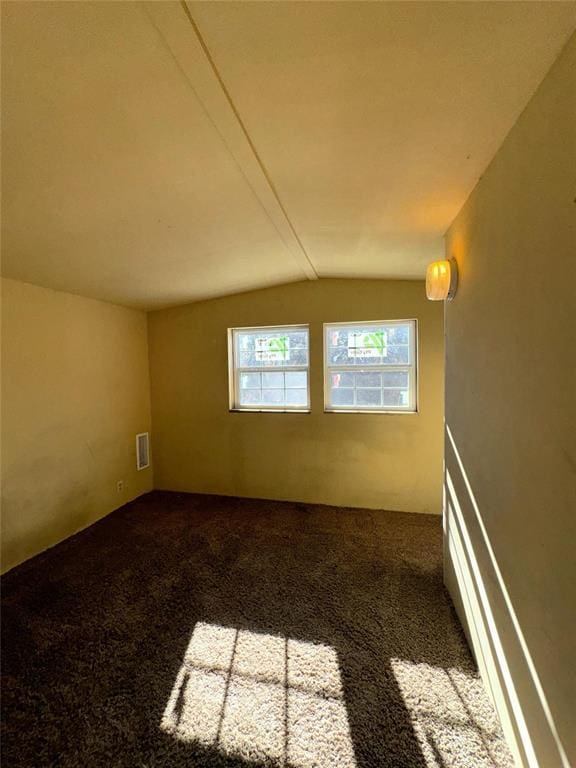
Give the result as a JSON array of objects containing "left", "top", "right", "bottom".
[
  {"left": 391, "top": 658, "right": 513, "bottom": 768},
  {"left": 161, "top": 621, "right": 356, "bottom": 767}
]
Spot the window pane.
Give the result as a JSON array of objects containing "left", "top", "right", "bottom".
[
  {"left": 327, "top": 328, "right": 348, "bottom": 347},
  {"left": 240, "top": 373, "right": 261, "bottom": 389},
  {"left": 382, "top": 371, "right": 409, "bottom": 388},
  {"left": 387, "top": 325, "right": 409, "bottom": 344},
  {"left": 287, "top": 331, "right": 308, "bottom": 349},
  {"left": 331, "top": 371, "right": 354, "bottom": 388},
  {"left": 288, "top": 348, "right": 309, "bottom": 366},
  {"left": 262, "top": 389, "right": 284, "bottom": 405},
  {"left": 356, "top": 371, "right": 381, "bottom": 388},
  {"left": 285, "top": 371, "right": 307, "bottom": 388},
  {"left": 385, "top": 345, "right": 410, "bottom": 364},
  {"left": 382, "top": 389, "right": 410, "bottom": 407},
  {"left": 357, "top": 389, "right": 382, "bottom": 407},
  {"left": 262, "top": 372, "right": 284, "bottom": 389},
  {"left": 330, "top": 388, "right": 355, "bottom": 407},
  {"left": 286, "top": 389, "right": 307, "bottom": 406},
  {"left": 239, "top": 389, "right": 262, "bottom": 406},
  {"left": 328, "top": 347, "right": 351, "bottom": 365},
  {"left": 239, "top": 350, "right": 259, "bottom": 368}
]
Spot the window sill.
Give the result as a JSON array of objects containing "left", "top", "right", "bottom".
[
  {"left": 323, "top": 408, "right": 418, "bottom": 415},
  {"left": 229, "top": 408, "right": 311, "bottom": 414}
]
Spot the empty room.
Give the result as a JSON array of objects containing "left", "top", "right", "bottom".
[{"left": 1, "top": 2, "right": 574, "bottom": 767}]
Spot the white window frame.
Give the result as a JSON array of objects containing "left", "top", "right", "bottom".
[
  {"left": 323, "top": 319, "right": 418, "bottom": 413},
  {"left": 228, "top": 324, "right": 311, "bottom": 413}
]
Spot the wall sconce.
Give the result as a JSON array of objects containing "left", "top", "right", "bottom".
[{"left": 426, "top": 259, "right": 458, "bottom": 301}]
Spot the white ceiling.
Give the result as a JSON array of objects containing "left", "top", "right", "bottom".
[{"left": 2, "top": 1, "right": 575, "bottom": 309}]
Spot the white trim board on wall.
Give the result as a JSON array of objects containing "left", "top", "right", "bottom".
[{"left": 443, "top": 425, "right": 571, "bottom": 768}]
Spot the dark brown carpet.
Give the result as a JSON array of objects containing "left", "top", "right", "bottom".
[{"left": 1, "top": 491, "right": 512, "bottom": 768}]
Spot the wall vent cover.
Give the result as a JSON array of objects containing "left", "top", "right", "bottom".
[{"left": 136, "top": 432, "right": 150, "bottom": 471}]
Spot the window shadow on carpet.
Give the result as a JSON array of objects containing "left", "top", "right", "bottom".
[
  {"left": 161, "top": 622, "right": 356, "bottom": 767},
  {"left": 1, "top": 491, "right": 513, "bottom": 768}
]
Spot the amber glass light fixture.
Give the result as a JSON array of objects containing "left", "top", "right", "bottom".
[{"left": 426, "top": 259, "right": 458, "bottom": 300}]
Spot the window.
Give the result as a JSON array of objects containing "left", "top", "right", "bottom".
[
  {"left": 229, "top": 325, "right": 310, "bottom": 411},
  {"left": 324, "top": 320, "right": 417, "bottom": 412}
]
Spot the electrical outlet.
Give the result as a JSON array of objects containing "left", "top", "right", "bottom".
[{"left": 117, "top": 480, "right": 124, "bottom": 493}]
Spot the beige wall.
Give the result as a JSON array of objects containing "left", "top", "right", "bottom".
[
  {"left": 148, "top": 279, "right": 444, "bottom": 514},
  {"left": 1, "top": 278, "right": 153, "bottom": 573},
  {"left": 444, "top": 33, "right": 575, "bottom": 768}
]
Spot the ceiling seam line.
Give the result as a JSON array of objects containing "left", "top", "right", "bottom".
[
  {"left": 179, "top": 0, "right": 318, "bottom": 281},
  {"left": 142, "top": 2, "right": 312, "bottom": 282}
]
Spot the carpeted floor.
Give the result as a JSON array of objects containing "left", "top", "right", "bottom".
[{"left": 1, "top": 491, "right": 513, "bottom": 768}]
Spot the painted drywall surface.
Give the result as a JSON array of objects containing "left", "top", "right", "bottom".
[
  {"left": 1, "top": 278, "right": 153, "bottom": 573},
  {"left": 148, "top": 279, "right": 444, "bottom": 514},
  {"left": 444, "top": 34, "right": 576, "bottom": 768}
]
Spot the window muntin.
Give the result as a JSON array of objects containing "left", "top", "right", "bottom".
[
  {"left": 230, "top": 326, "right": 310, "bottom": 411},
  {"left": 324, "top": 320, "right": 417, "bottom": 412}
]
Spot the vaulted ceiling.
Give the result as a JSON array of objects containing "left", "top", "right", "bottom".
[{"left": 2, "top": 1, "right": 575, "bottom": 309}]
